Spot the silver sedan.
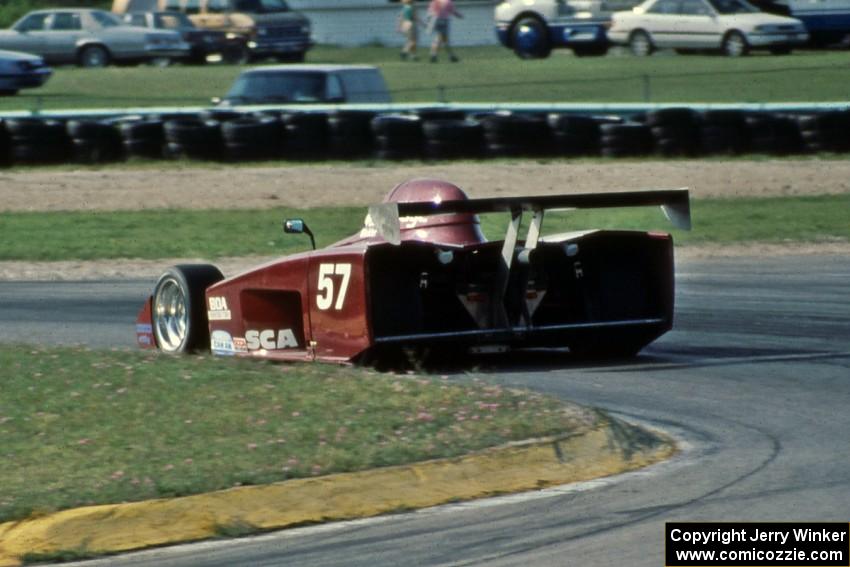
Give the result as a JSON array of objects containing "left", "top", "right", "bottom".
[{"left": 0, "top": 9, "right": 190, "bottom": 67}]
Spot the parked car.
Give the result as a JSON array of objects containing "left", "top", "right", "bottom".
[
  {"left": 0, "top": 9, "right": 190, "bottom": 67},
  {"left": 113, "top": 0, "right": 312, "bottom": 63},
  {"left": 750, "top": 0, "right": 850, "bottom": 46},
  {"left": 494, "top": 0, "right": 641, "bottom": 58},
  {"left": 121, "top": 11, "right": 247, "bottom": 63},
  {"left": 215, "top": 65, "right": 391, "bottom": 106},
  {"left": 0, "top": 49, "right": 51, "bottom": 95},
  {"left": 608, "top": 0, "right": 809, "bottom": 56}
]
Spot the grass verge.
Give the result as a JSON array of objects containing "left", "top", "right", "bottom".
[
  {"left": 0, "top": 345, "right": 598, "bottom": 524},
  {"left": 2, "top": 46, "right": 850, "bottom": 112},
  {"left": 0, "top": 194, "right": 847, "bottom": 261}
]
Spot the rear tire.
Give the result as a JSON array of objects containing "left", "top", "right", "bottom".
[
  {"left": 152, "top": 264, "right": 224, "bottom": 353},
  {"left": 511, "top": 16, "right": 551, "bottom": 59}
]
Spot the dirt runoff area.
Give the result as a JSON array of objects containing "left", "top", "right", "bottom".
[
  {"left": 2, "top": 159, "right": 850, "bottom": 213},
  {"left": 2, "top": 159, "right": 849, "bottom": 280}
]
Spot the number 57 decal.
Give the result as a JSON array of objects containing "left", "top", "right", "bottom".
[{"left": 316, "top": 263, "right": 352, "bottom": 310}]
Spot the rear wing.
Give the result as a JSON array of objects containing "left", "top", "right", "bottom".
[{"left": 368, "top": 189, "right": 691, "bottom": 245}]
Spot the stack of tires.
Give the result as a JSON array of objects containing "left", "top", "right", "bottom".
[
  {"left": 645, "top": 108, "right": 701, "bottom": 156},
  {"left": 745, "top": 114, "right": 803, "bottom": 155},
  {"left": 279, "top": 112, "right": 328, "bottom": 159},
  {"left": 422, "top": 119, "right": 484, "bottom": 159},
  {"left": 67, "top": 120, "right": 123, "bottom": 164},
  {"left": 4, "top": 118, "right": 71, "bottom": 164},
  {"left": 415, "top": 109, "right": 468, "bottom": 123},
  {"left": 0, "top": 120, "right": 10, "bottom": 166},
  {"left": 477, "top": 112, "right": 552, "bottom": 157},
  {"left": 119, "top": 119, "right": 165, "bottom": 160},
  {"left": 699, "top": 110, "right": 748, "bottom": 155},
  {"left": 600, "top": 122, "right": 653, "bottom": 157},
  {"left": 220, "top": 115, "right": 283, "bottom": 161},
  {"left": 796, "top": 111, "right": 850, "bottom": 154},
  {"left": 164, "top": 117, "right": 223, "bottom": 160},
  {"left": 371, "top": 114, "right": 423, "bottom": 160},
  {"left": 547, "top": 114, "right": 603, "bottom": 156},
  {"left": 327, "top": 111, "right": 376, "bottom": 158}
]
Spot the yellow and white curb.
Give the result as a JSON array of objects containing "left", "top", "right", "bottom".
[{"left": 0, "top": 419, "right": 674, "bottom": 566}]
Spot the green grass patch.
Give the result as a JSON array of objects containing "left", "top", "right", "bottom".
[
  {"left": 0, "top": 345, "right": 594, "bottom": 523},
  {"left": 3, "top": 46, "right": 850, "bottom": 112},
  {"left": 0, "top": 194, "right": 847, "bottom": 261}
]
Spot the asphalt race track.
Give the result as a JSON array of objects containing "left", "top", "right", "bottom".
[{"left": 2, "top": 255, "right": 849, "bottom": 567}]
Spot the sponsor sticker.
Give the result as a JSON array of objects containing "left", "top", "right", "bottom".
[
  {"left": 207, "top": 296, "right": 231, "bottom": 321},
  {"left": 210, "top": 330, "right": 236, "bottom": 355},
  {"left": 245, "top": 329, "right": 299, "bottom": 350}
]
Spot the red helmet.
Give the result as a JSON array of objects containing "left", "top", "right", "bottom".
[{"left": 380, "top": 178, "right": 485, "bottom": 245}]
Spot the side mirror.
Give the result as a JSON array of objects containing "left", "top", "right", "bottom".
[{"left": 283, "top": 218, "right": 316, "bottom": 250}]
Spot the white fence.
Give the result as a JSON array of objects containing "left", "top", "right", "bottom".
[{"left": 287, "top": 0, "right": 500, "bottom": 47}]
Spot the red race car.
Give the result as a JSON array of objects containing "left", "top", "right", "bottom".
[{"left": 136, "top": 179, "right": 690, "bottom": 362}]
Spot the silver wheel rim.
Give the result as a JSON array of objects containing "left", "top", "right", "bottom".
[
  {"left": 154, "top": 278, "right": 188, "bottom": 352},
  {"left": 631, "top": 34, "right": 650, "bottom": 56},
  {"left": 83, "top": 48, "right": 106, "bottom": 67},
  {"left": 725, "top": 35, "right": 744, "bottom": 56}
]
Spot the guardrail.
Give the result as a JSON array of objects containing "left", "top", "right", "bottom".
[{"left": 1, "top": 101, "right": 849, "bottom": 120}]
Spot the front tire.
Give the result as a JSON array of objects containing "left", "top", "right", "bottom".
[
  {"left": 722, "top": 31, "right": 749, "bottom": 57},
  {"left": 275, "top": 51, "right": 306, "bottom": 63},
  {"left": 152, "top": 264, "right": 224, "bottom": 353},
  {"left": 511, "top": 16, "right": 551, "bottom": 59},
  {"left": 78, "top": 45, "right": 110, "bottom": 68},
  {"left": 629, "top": 30, "right": 654, "bottom": 56}
]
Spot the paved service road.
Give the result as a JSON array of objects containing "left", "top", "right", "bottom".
[{"left": 3, "top": 255, "right": 850, "bottom": 567}]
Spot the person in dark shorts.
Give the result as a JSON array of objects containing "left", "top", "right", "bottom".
[{"left": 427, "top": 0, "right": 463, "bottom": 62}]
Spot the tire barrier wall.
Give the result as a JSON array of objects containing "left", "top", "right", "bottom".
[{"left": 1, "top": 107, "right": 849, "bottom": 166}]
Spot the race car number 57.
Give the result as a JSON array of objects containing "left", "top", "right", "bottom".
[{"left": 316, "top": 263, "right": 352, "bottom": 310}]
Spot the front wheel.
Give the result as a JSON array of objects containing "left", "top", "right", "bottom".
[
  {"left": 78, "top": 45, "right": 110, "bottom": 68},
  {"left": 222, "top": 43, "right": 250, "bottom": 64},
  {"left": 152, "top": 264, "right": 224, "bottom": 353},
  {"left": 629, "top": 30, "right": 654, "bottom": 57},
  {"left": 722, "top": 31, "right": 749, "bottom": 57},
  {"left": 511, "top": 16, "right": 551, "bottom": 59},
  {"left": 275, "top": 51, "right": 306, "bottom": 63}
]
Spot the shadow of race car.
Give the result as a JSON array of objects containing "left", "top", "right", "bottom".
[{"left": 136, "top": 179, "right": 690, "bottom": 362}]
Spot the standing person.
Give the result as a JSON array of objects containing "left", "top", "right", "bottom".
[
  {"left": 427, "top": 0, "right": 463, "bottom": 63},
  {"left": 397, "top": 0, "right": 421, "bottom": 61}
]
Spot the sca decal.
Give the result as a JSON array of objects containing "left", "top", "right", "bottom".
[
  {"left": 245, "top": 329, "right": 299, "bottom": 350},
  {"left": 207, "top": 296, "right": 231, "bottom": 321}
]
